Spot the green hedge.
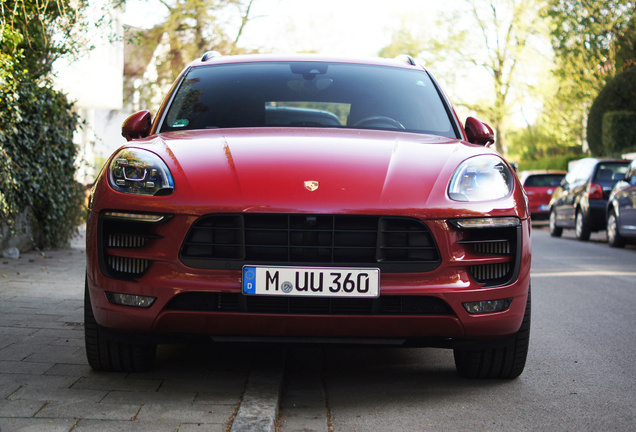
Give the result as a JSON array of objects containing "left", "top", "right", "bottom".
[
  {"left": 0, "top": 71, "right": 84, "bottom": 249},
  {"left": 515, "top": 153, "right": 582, "bottom": 172},
  {"left": 587, "top": 66, "right": 636, "bottom": 156},
  {"left": 602, "top": 111, "right": 636, "bottom": 155}
]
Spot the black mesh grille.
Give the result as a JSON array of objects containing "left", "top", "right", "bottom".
[
  {"left": 164, "top": 293, "right": 454, "bottom": 315},
  {"left": 457, "top": 225, "right": 520, "bottom": 287},
  {"left": 180, "top": 214, "right": 441, "bottom": 272},
  {"left": 99, "top": 216, "right": 163, "bottom": 280}
]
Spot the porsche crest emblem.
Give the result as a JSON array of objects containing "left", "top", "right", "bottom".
[{"left": 304, "top": 180, "right": 319, "bottom": 191}]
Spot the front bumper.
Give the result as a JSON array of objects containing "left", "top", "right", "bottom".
[{"left": 86, "top": 209, "right": 532, "bottom": 345}]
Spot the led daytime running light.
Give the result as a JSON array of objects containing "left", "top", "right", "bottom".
[
  {"left": 453, "top": 217, "right": 520, "bottom": 229},
  {"left": 104, "top": 211, "right": 165, "bottom": 222}
]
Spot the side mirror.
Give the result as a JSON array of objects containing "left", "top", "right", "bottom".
[
  {"left": 122, "top": 110, "right": 152, "bottom": 141},
  {"left": 464, "top": 116, "right": 495, "bottom": 146}
]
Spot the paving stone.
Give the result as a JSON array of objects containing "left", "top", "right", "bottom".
[
  {"left": 0, "top": 360, "right": 55, "bottom": 375},
  {"left": 73, "top": 419, "right": 182, "bottom": 431},
  {"left": 0, "top": 381, "right": 22, "bottom": 399},
  {"left": 0, "top": 417, "right": 79, "bottom": 431},
  {"left": 159, "top": 376, "right": 246, "bottom": 394},
  {"left": 44, "top": 363, "right": 94, "bottom": 377},
  {"left": 0, "top": 399, "right": 48, "bottom": 417},
  {"left": 9, "top": 387, "right": 107, "bottom": 403},
  {"left": 178, "top": 422, "right": 229, "bottom": 432},
  {"left": 71, "top": 376, "right": 163, "bottom": 392},
  {"left": 136, "top": 403, "right": 236, "bottom": 423},
  {"left": 36, "top": 400, "right": 141, "bottom": 420},
  {"left": 0, "top": 343, "right": 40, "bottom": 361},
  {"left": 29, "top": 328, "right": 84, "bottom": 340},
  {"left": 22, "top": 345, "right": 85, "bottom": 364},
  {"left": 0, "top": 326, "right": 38, "bottom": 337},
  {"left": 101, "top": 390, "right": 197, "bottom": 405},
  {"left": 50, "top": 336, "right": 85, "bottom": 348}
]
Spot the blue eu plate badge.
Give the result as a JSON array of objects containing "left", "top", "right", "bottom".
[{"left": 243, "top": 267, "right": 256, "bottom": 294}]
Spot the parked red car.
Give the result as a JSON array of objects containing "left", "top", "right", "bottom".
[
  {"left": 519, "top": 170, "right": 566, "bottom": 220},
  {"left": 85, "top": 54, "right": 532, "bottom": 378}
]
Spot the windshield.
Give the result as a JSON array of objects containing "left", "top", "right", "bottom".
[{"left": 160, "top": 62, "right": 457, "bottom": 138}]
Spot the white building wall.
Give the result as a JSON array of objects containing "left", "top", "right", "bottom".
[{"left": 53, "top": 0, "right": 125, "bottom": 184}]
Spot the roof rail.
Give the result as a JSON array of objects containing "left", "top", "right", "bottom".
[
  {"left": 394, "top": 54, "right": 417, "bottom": 66},
  {"left": 201, "top": 51, "right": 222, "bottom": 62}
]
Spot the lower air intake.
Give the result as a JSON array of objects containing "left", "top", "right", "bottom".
[
  {"left": 106, "top": 255, "right": 150, "bottom": 277},
  {"left": 470, "top": 263, "right": 511, "bottom": 284}
]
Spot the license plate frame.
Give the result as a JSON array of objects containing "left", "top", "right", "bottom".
[{"left": 242, "top": 266, "right": 380, "bottom": 298}]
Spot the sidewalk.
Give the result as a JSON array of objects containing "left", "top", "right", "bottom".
[{"left": 0, "top": 228, "right": 260, "bottom": 431}]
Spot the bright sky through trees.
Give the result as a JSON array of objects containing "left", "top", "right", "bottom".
[{"left": 123, "top": 0, "right": 447, "bottom": 56}]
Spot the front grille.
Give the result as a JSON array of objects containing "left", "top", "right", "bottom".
[
  {"left": 470, "top": 263, "right": 511, "bottom": 283},
  {"left": 106, "top": 256, "right": 150, "bottom": 275},
  {"left": 164, "top": 293, "right": 454, "bottom": 315},
  {"left": 180, "top": 214, "right": 441, "bottom": 272},
  {"left": 458, "top": 225, "right": 520, "bottom": 287},
  {"left": 99, "top": 215, "right": 163, "bottom": 280},
  {"left": 472, "top": 240, "right": 511, "bottom": 255},
  {"left": 107, "top": 233, "right": 149, "bottom": 248}
]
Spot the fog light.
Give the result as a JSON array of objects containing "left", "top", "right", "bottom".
[
  {"left": 463, "top": 298, "right": 512, "bottom": 314},
  {"left": 106, "top": 292, "right": 156, "bottom": 308}
]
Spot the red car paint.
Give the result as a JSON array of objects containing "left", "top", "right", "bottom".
[{"left": 519, "top": 170, "right": 567, "bottom": 220}]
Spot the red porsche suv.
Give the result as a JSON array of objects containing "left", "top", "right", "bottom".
[{"left": 85, "top": 53, "right": 531, "bottom": 379}]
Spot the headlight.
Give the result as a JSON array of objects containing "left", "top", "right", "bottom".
[
  {"left": 448, "top": 155, "right": 513, "bottom": 202},
  {"left": 108, "top": 149, "right": 174, "bottom": 196}
]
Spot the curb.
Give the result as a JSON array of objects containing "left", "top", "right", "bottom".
[{"left": 230, "top": 349, "right": 286, "bottom": 432}]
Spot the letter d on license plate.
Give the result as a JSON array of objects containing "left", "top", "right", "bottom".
[{"left": 242, "top": 266, "right": 380, "bottom": 298}]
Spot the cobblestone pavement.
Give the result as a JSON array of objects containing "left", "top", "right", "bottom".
[{"left": 0, "top": 230, "right": 273, "bottom": 432}]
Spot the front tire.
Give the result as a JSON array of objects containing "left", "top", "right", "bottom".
[
  {"left": 607, "top": 211, "right": 626, "bottom": 248},
  {"left": 549, "top": 209, "right": 562, "bottom": 237},
  {"left": 84, "top": 278, "right": 156, "bottom": 372},
  {"left": 575, "top": 210, "right": 591, "bottom": 241},
  {"left": 454, "top": 288, "right": 531, "bottom": 379}
]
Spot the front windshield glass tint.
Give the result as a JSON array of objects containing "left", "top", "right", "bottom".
[{"left": 161, "top": 62, "right": 456, "bottom": 138}]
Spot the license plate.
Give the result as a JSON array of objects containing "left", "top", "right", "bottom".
[
  {"left": 242, "top": 266, "right": 380, "bottom": 298},
  {"left": 539, "top": 204, "right": 550, "bottom": 211}
]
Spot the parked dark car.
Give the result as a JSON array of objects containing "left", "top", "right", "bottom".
[
  {"left": 549, "top": 158, "right": 630, "bottom": 240},
  {"left": 518, "top": 170, "right": 566, "bottom": 220},
  {"left": 606, "top": 157, "right": 636, "bottom": 247}
]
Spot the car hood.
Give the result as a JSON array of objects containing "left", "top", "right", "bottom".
[{"left": 128, "top": 128, "right": 505, "bottom": 214}]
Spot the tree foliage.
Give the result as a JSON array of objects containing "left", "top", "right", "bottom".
[
  {"left": 126, "top": 0, "right": 259, "bottom": 111},
  {"left": 545, "top": 0, "right": 636, "bottom": 93},
  {"left": 587, "top": 65, "right": 636, "bottom": 156},
  {"left": 380, "top": 0, "right": 546, "bottom": 156},
  {"left": 545, "top": 0, "right": 636, "bottom": 154},
  {"left": 1, "top": 0, "right": 92, "bottom": 248},
  {"left": 0, "top": 0, "right": 96, "bottom": 79},
  {"left": 603, "top": 110, "right": 636, "bottom": 155}
]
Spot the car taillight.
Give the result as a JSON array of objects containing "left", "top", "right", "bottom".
[{"left": 588, "top": 183, "right": 603, "bottom": 200}]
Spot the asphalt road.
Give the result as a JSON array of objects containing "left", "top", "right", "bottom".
[
  {"left": 1, "top": 224, "right": 635, "bottom": 431},
  {"left": 280, "top": 225, "right": 636, "bottom": 431}
]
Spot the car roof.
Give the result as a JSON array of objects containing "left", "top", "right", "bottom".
[
  {"left": 518, "top": 170, "right": 566, "bottom": 182},
  {"left": 188, "top": 53, "right": 427, "bottom": 71}
]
